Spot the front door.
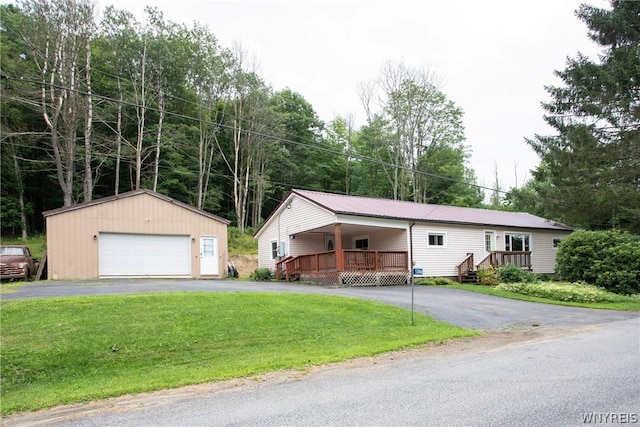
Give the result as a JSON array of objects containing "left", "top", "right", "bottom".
[
  {"left": 485, "top": 231, "right": 495, "bottom": 253},
  {"left": 325, "top": 235, "right": 335, "bottom": 251},
  {"left": 199, "top": 236, "right": 218, "bottom": 276}
]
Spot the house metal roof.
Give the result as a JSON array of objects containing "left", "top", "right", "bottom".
[
  {"left": 42, "top": 189, "right": 231, "bottom": 224},
  {"left": 292, "top": 189, "right": 573, "bottom": 231}
]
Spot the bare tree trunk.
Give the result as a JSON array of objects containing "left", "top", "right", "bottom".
[
  {"left": 83, "top": 35, "right": 93, "bottom": 202},
  {"left": 202, "top": 140, "right": 215, "bottom": 207},
  {"left": 251, "top": 158, "right": 266, "bottom": 228},
  {"left": 44, "top": 41, "right": 74, "bottom": 206},
  {"left": 115, "top": 81, "right": 123, "bottom": 195},
  {"left": 10, "top": 145, "right": 29, "bottom": 239},
  {"left": 233, "top": 116, "right": 243, "bottom": 232},
  {"left": 345, "top": 115, "right": 353, "bottom": 195},
  {"left": 490, "top": 161, "right": 503, "bottom": 207},
  {"left": 25, "top": 0, "right": 96, "bottom": 207},
  {"left": 135, "top": 38, "right": 147, "bottom": 190},
  {"left": 152, "top": 90, "right": 164, "bottom": 192},
  {"left": 197, "top": 121, "right": 205, "bottom": 208}
]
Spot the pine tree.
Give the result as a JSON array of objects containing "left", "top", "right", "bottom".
[{"left": 527, "top": 0, "right": 640, "bottom": 232}]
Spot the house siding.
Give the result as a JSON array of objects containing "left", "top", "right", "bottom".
[
  {"left": 531, "top": 230, "right": 572, "bottom": 274},
  {"left": 410, "top": 224, "right": 572, "bottom": 277},
  {"left": 411, "top": 223, "right": 485, "bottom": 277},
  {"left": 363, "top": 227, "right": 407, "bottom": 252},
  {"left": 45, "top": 193, "right": 228, "bottom": 280},
  {"left": 255, "top": 190, "right": 573, "bottom": 278},
  {"left": 257, "top": 195, "right": 335, "bottom": 269}
]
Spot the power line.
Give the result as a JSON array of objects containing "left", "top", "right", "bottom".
[
  {"left": 1, "top": 15, "right": 521, "bottom": 200},
  {"left": 4, "top": 74, "right": 516, "bottom": 199},
  {"left": 6, "top": 74, "right": 625, "bottom": 228}
]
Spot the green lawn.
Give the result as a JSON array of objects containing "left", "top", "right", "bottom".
[
  {"left": 445, "top": 284, "right": 640, "bottom": 311},
  {"left": 0, "top": 292, "right": 475, "bottom": 415}
]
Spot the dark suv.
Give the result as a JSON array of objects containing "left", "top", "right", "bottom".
[{"left": 0, "top": 245, "right": 38, "bottom": 281}]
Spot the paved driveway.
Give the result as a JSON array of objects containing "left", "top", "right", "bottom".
[
  {"left": 3, "top": 280, "right": 639, "bottom": 426},
  {"left": 2, "top": 279, "right": 637, "bottom": 329}
]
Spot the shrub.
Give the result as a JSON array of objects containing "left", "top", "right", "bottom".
[
  {"left": 594, "top": 241, "right": 640, "bottom": 295},
  {"left": 497, "top": 264, "right": 538, "bottom": 283},
  {"left": 477, "top": 266, "right": 499, "bottom": 286},
  {"left": 415, "top": 277, "right": 457, "bottom": 286},
  {"left": 250, "top": 268, "right": 273, "bottom": 281},
  {"left": 495, "top": 282, "right": 639, "bottom": 304},
  {"left": 556, "top": 229, "right": 640, "bottom": 294}
]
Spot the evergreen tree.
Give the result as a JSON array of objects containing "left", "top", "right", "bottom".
[{"left": 527, "top": 0, "right": 640, "bottom": 232}]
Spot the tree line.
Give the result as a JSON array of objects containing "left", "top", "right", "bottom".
[{"left": 1, "top": 0, "right": 638, "bottom": 238}]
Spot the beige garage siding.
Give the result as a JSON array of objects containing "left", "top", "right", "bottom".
[{"left": 45, "top": 192, "right": 228, "bottom": 280}]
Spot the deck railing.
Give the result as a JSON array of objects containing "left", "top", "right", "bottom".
[
  {"left": 343, "top": 250, "right": 408, "bottom": 271},
  {"left": 278, "top": 250, "right": 408, "bottom": 281},
  {"left": 476, "top": 251, "right": 532, "bottom": 271},
  {"left": 457, "top": 253, "right": 474, "bottom": 282}
]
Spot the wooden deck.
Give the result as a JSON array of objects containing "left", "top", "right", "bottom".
[
  {"left": 457, "top": 251, "right": 532, "bottom": 282},
  {"left": 276, "top": 250, "right": 409, "bottom": 286}
]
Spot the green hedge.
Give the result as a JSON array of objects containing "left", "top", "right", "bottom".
[{"left": 556, "top": 229, "right": 640, "bottom": 295}]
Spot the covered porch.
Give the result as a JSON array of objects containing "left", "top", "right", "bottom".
[
  {"left": 276, "top": 249, "right": 409, "bottom": 286},
  {"left": 276, "top": 222, "right": 410, "bottom": 286}
]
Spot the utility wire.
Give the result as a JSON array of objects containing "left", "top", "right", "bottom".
[
  {"left": 4, "top": 74, "right": 515, "bottom": 198},
  {"left": 5, "top": 74, "right": 624, "bottom": 229}
]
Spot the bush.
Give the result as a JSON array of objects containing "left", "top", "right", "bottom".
[
  {"left": 556, "top": 229, "right": 640, "bottom": 294},
  {"left": 497, "top": 264, "right": 538, "bottom": 283},
  {"left": 250, "top": 268, "right": 273, "bottom": 281},
  {"left": 415, "top": 277, "right": 457, "bottom": 286},
  {"left": 594, "top": 241, "right": 640, "bottom": 295},
  {"left": 495, "top": 282, "right": 639, "bottom": 304},
  {"left": 477, "top": 266, "right": 499, "bottom": 286}
]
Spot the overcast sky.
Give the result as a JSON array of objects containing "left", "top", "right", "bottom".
[{"left": 101, "top": 0, "right": 606, "bottom": 194}]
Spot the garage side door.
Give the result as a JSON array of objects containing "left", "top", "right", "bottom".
[{"left": 99, "top": 233, "right": 191, "bottom": 277}]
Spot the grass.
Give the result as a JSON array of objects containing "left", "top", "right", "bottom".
[
  {"left": 0, "top": 292, "right": 475, "bottom": 415},
  {"left": 228, "top": 227, "right": 258, "bottom": 256},
  {"left": 445, "top": 283, "right": 640, "bottom": 311}
]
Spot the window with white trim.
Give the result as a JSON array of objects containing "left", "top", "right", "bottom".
[
  {"left": 428, "top": 232, "right": 446, "bottom": 247},
  {"left": 505, "top": 233, "right": 531, "bottom": 252},
  {"left": 552, "top": 237, "right": 563, "bottom": 249},
  {"left": 270, "top": 240, "right": 287, "bottom": 260}
]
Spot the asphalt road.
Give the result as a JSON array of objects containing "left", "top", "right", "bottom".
[{"left": 2, "top": 280, "right": 639, "bottom": 426}]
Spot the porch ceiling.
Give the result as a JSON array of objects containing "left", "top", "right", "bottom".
[{"left": 295, "top": 223, "right": 401, "bottom": 237}]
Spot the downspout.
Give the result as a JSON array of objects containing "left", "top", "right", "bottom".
[
  {"left": 409, "top": 221, "right": 415, "bottom": 325},
  {"left": 276, "top": 211, "right": 281, "bottom": 280}
]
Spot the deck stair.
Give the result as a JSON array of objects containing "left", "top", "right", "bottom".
[{"left": 461, "top": 270, "right": 478, "bottom": 284}]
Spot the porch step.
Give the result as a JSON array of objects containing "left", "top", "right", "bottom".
[{"left": 461, "top": 271, "right": 478, "bottom": 284}]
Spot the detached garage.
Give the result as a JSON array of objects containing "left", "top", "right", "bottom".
[{"left": 43, "top": 189, "right": 230, "bottom": 280}]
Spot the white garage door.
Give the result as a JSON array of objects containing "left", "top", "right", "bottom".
[{"left": 99, "top": 233, "right": 191, "bottom": 277}]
